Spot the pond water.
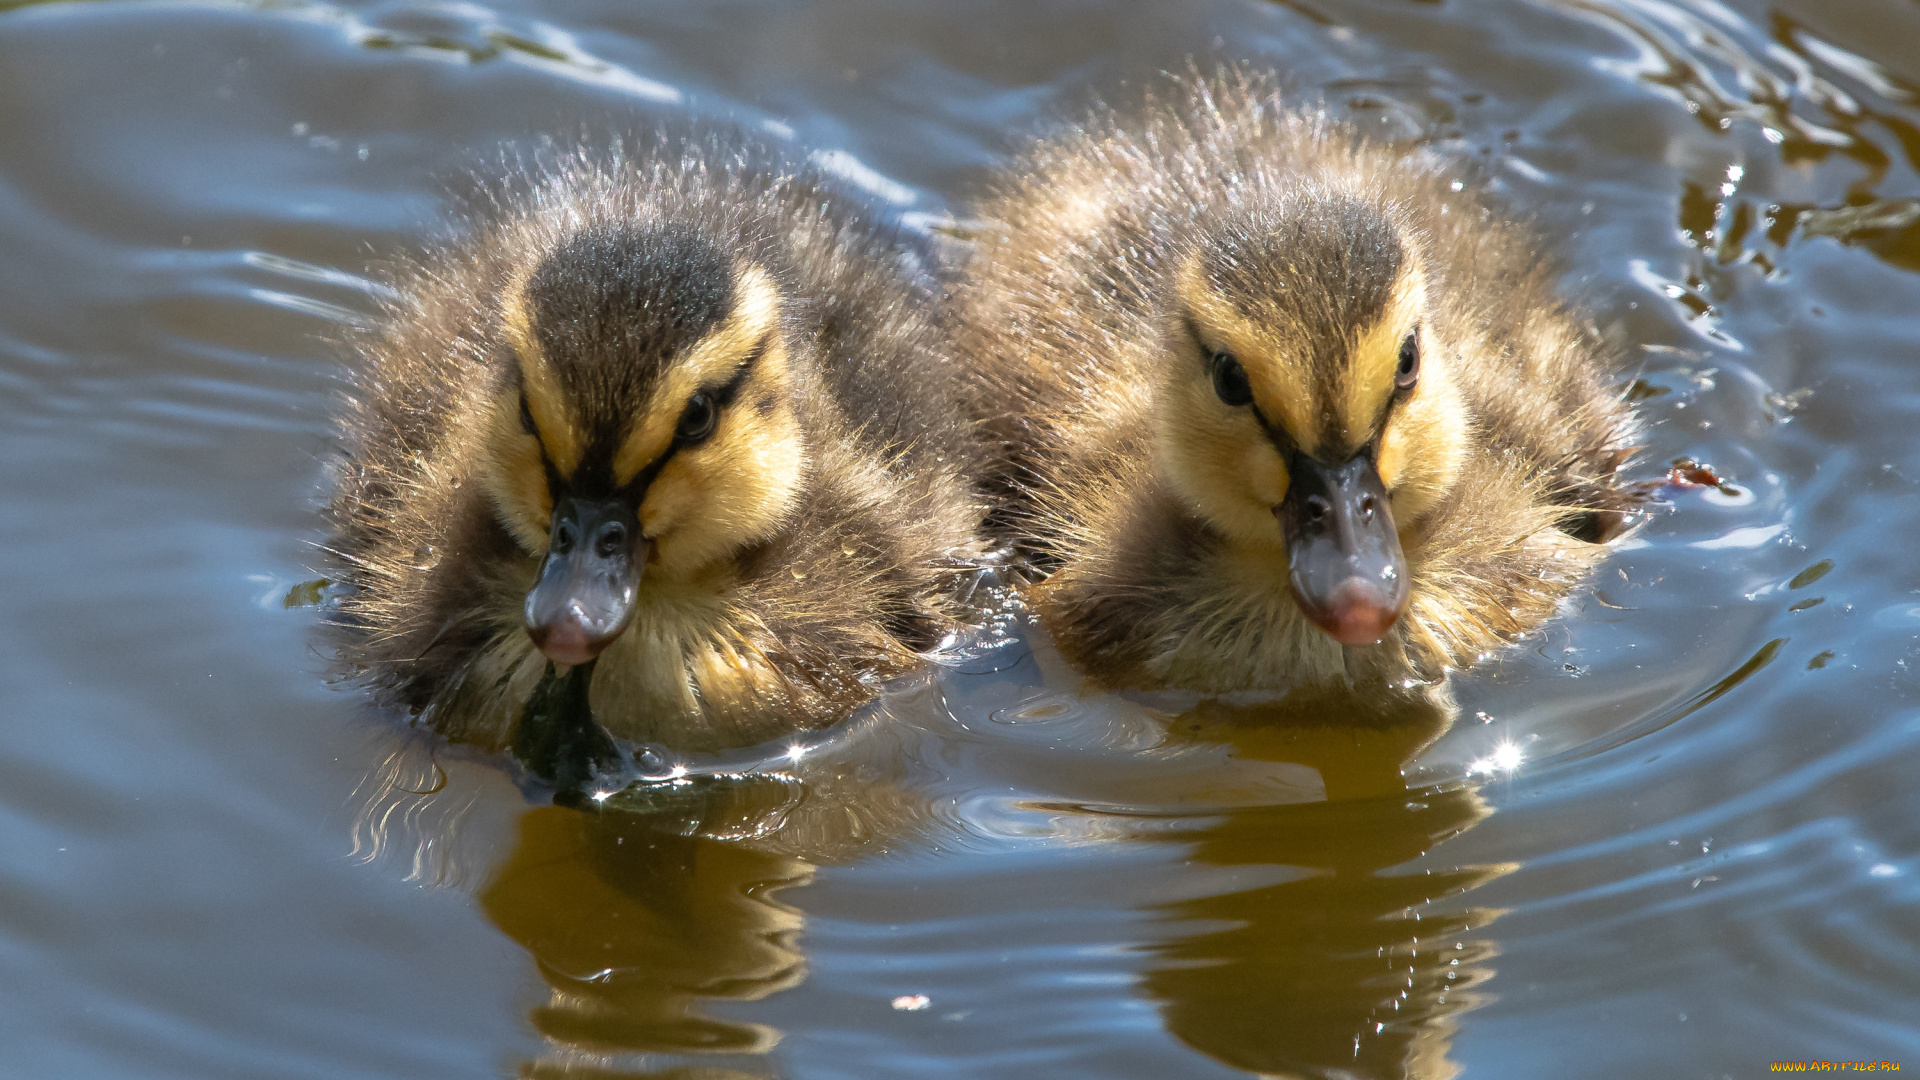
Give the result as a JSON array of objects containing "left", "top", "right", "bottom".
[{"left": 2, "top": 0, "right": 1918, "bottom": 1076}]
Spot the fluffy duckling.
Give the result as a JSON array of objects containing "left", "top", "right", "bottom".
[
  {"left": 954, "top": 74, "right": 1640, "bottom": 708},
  {"left": 327, "top": 131, "right": 984, "bottom": 759}
]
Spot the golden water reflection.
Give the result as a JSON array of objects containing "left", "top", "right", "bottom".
[
  {"left": 480, "top": 777, "right": 817, "bottom": 1076},
  {"left": 1144, "top": 703, "right": 1509, "bottom": 1080},
  {"left": 474, "top": 696, "right": 1510, "bottom": 1079},
  {"left": 472, "top": 738, "right": 941, "bottom": 1078}
]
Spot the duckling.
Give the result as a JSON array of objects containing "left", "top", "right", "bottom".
[
  {"left": 953, "top": 73, "right": 1640, "bottom": 707},
  {"left": 327, "top": 130, "right": 985, "bottom": 759}
]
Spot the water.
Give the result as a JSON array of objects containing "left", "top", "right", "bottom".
[{"left": 1, "top": 0, "right": 1917, "bottom": 1076}]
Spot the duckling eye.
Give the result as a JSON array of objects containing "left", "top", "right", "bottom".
[
  {"left": 1395, "top": 331, "right": 1420, "bottom": 391},
  {"left": 1211, "top": 351, "right": 1254, "bottom": 408},
  {"left": 676, "top": 391, "right": 719, "bottom": 445}
]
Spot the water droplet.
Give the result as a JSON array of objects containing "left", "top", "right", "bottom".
[
  {"left": 633, "top": 744, "right": 678, "bottom": 781},
  {"left": 790, "top": 565, "right": 807, "bottom": 581}
]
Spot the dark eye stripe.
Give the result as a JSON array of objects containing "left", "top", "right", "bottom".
[
  {"left": 608, "top": 337, "right": 768, "bottom": 501},
  {"left": 1359, "top": 330, "right": 1423, "bottom": 439},
  {"left": 674, "top": 335, "right": 770, "bottom": 445},
  {"left": 518, "top": 391, "right": 538, "bottom": 436},
  {"left": 514, "top": 387, "right": 569, "bottom": 497},
  {"left": 648, "top": 335, "right": 775, "bottom": 472},
  {"left": 712, "top": 336, "right": 767, "bottom": 407},
  {"left": 1181, "top": 313, "right": 1216, "bottom": 357}
]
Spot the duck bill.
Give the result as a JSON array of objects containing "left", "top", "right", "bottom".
[
  {"left": 1278, "top": 452, "right": 1410, "bottom": 647},
  {"left": 524, "top": 495, "right": 644, "bottom": 667}
]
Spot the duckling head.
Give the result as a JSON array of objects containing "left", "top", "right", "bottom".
[
  {"left": 1156, "top": 186, "right": 1470, "bottom": 646},
  {"left": 477, "top": 222, "right": 807, "bottom": 666}
]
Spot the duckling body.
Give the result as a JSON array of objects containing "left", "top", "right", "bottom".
[
  {"left": 329, "top": 131, "right": 984, "bottom": 754},
  {"left": 955, "top": 75, "right": 1639, "bottom": 706}
]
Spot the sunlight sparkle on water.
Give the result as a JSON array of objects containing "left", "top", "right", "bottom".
[{"left": 1469, "top": 739, "right": 1526, "bottom": 776}]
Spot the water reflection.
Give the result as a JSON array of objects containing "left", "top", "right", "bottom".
[
  {"left": 461, "top": 677, "right": 1516, "bottom": 1078},
  {"left": 481, "top": 781, "right": 811, "bottom": 1066},
  {"left": 1142, "top": 703, "right": 1508, "bottom": 1080},
  {"left": 477, "top": 748, "right": 932, "bottom": 1076}
]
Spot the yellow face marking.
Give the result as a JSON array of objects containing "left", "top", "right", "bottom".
[
  {"left": 1338, "top": 264, "right": 1427, "bottom": 455},
  {"left": 480, "top": 260, "right": 794, "bottom": 562},
  {"left": 1158, "top": 250, "right": 1471, "bottom": 558},
  {"left": 611, "top": 263, "right": 783, "bottom": 487},
  {"left": 1373, "top": 329, "right": 1471, "bottom": 524},
  {"left": 1373, "top": 406, "right": 1416, "bottom": 494},
  {"left": 637, "top": 340, "right": 806, "bottom": 580},
  {"left": 1176, "top": 259, "right": 1318, "bottom": 455},
  {"left": 480, "top": 389, "right": 554, "bottom": 553},
  {"left": 483, "top": 257, "right": 791, "bottom": 553},
  {"left": 588, "top": 261, "right": 801, "bottom": 580},
  {"left": 500, "top": 271, "right": 583, "bottom": 478}
]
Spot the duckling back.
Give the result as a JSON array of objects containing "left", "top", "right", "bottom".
[
  {"left": 328, "top": 128, "right": 986, "bottom": 754},
  {"left": 954, "top": 71, "right": 1640, "bottom": 702}
]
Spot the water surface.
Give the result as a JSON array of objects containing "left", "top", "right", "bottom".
[{"left": 1, "top": 0, "right": 1918, "bottom": 1076}]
